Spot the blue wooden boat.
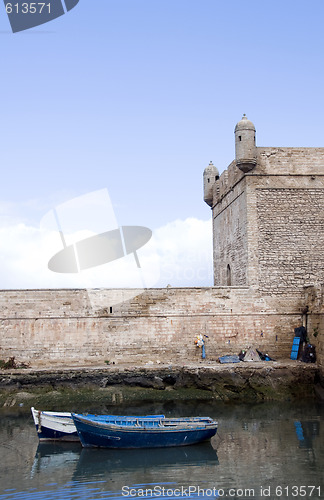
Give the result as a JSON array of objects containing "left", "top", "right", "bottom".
[{"left": 71, "top": 414, "right": 218, "bottom": 449}]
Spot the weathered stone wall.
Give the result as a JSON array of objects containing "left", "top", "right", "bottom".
[
  {"left": 257, "top": 147, "right": 324, "bottom": 175},
  {"left": 210, "top": 147, "right": 324, "bottom": 294},
  {"left": 0, "top": 288, "right": 308, "bottom": 368},
  {"left": 213, "top": 185, "right": 248, "bottom": 286},
  {"left": 257, "top": 188, "right": 324, "bottom": 294},
  {"left": 212, "top": 148, "right": 324, "bottom": 204}
]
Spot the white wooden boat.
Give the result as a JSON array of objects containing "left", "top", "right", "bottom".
[{"left": 31, "top": 407, "right": 79, "bottom": 442}]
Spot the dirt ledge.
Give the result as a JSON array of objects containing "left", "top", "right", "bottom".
[{"left": 0, "top": 360, "right": 321, "bottom": 407}]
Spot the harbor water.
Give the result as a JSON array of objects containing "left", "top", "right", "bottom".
[{"left": 0, "top": 400, "right": 323, "bottom": 500}]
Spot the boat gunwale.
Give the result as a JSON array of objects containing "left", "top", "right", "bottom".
[{"left": 72, "top": 414, "right": 218, "bottom": 434}]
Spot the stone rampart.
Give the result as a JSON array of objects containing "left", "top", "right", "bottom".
[
  {"left": 214, "top": 147, "right": 324, "bottom": 202},
  {"left": 0, "top": 288, "right": 311, "bottom": 368}
]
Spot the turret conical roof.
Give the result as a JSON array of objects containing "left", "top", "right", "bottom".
[{"left": 234, "top": 114, "right": 255, "bottom": 133}]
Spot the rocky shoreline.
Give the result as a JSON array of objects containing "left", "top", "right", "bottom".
[{"left": 0, "top": 360, "right": 322, "bottom": 408}]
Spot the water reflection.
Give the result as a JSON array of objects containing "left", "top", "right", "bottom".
[
  {"left": 30, "top": 442, "right": 81, "bottom": 478},
  {"left": 30, "top": 441, "right": 219, "bottom": 480},
  {"left": 76, "top": 442, "right": 218, "bottom": 476},
  {"left": 294, "top": 420, "right": 320, "bottom": 448},
  {"left": 0, "top": 401, "right": 322, "bottom": 500}
]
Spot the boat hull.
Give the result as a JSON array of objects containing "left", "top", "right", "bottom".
[
  {"left": 33, "top": 423, "right": 79, "bottom": 442},
  {"left": 31, "top": 407, "right": 79, "bottom": 442},
  {"left": 72, "top": 415, "right": 217, "bottom": 449}
]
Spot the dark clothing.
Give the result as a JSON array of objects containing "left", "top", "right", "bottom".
[
  {"left": 294, "top": 326, "right": 307, "bottom": 343},
  {"left": 301, "top": 344, "right": 316, "bottom": 363}
]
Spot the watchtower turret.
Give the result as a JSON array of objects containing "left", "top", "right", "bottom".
[
  {"left": 203, "top": 161, "right": 219, "bottom": 207},
  {"left": 235, "top": 114, "right": 257, "bottom": 173}
]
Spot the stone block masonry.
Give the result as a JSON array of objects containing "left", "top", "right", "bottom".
[
  {"left": 211, "top": 150, "right": 324, "bottom": 293},
  {"left": 0, "top": 287, "right": 311, "bottom": 368},
  {"left": 257, "top": 188, "right": 324, "bottom": 294}
]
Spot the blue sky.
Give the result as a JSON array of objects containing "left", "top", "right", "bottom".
[{"left": 0, "top": 0, "right": 323, "bottom": 288}]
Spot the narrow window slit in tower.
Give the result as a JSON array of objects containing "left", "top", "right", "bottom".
[
  {"left": 239, "top": 136, "right": 242, "bottom": 141},
  {"left": 227, "top": 264, "right": 232, "bottom": 286},
  {"left": 110, "top": 307, "right": 113, "bottom": 314}
]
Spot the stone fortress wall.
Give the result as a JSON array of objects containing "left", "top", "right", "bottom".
[
  {"left": 206, "top": 145, "right": 324, "bottom": 293},
  {"left": 1, "top": 116, "right": 323, "bottom": 372},
  {"left": 0, "top": 285, "right": 322, "bottom": 368}
]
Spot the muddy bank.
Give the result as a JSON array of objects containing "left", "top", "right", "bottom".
[{"left": 0, "top": 360, "right": 321, "bottom": 408}]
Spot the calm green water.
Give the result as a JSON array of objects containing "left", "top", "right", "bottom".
[{"left": 0, "top": 400, "right": 323, "bottom": 500}]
